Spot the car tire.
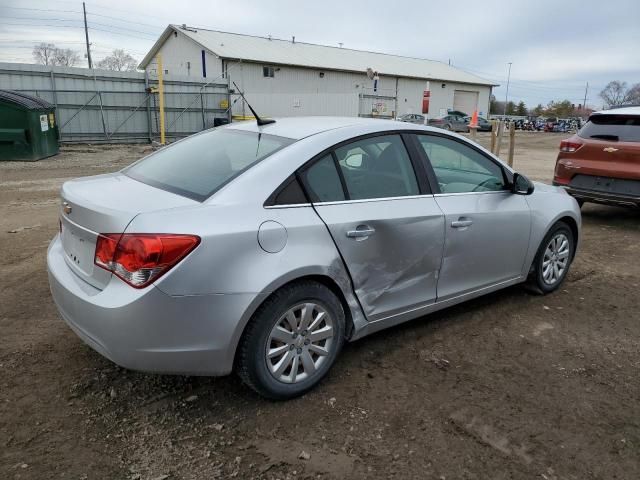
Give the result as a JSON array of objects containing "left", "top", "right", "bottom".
[
  {"left": 236, "top": 281, "right": 345, "bottom": 400},
  {"left": 529, "top": 221, "right": 574, "bottom": 294},
  {"left": 443, "top": 124, "right": 451, "bottom": 131}
]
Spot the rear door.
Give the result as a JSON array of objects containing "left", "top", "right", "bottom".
[
  {"left": 300, "top": 134, "right": 445, "bottom": 321},
  {"left": 413, "top": 133, "right": 531, "bottom": 300}
]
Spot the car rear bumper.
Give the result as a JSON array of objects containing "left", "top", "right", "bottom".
[
  {"left": 47, "top": 234, "right": 260, "bottom": 376},
  {"left": 553, "top": 182, "right": 640, "bottom": 207}
]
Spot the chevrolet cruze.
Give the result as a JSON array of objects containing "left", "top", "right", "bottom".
[{"left": 48, "top": 117, "right": 581, "bottom": 399}]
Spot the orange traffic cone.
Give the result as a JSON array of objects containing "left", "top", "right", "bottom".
[{"left": 469, "top": 110, "right": 479, "bottom": 129}]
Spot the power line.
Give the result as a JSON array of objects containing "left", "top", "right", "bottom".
[
  {"left": 0, "top": 16, "right": 159, "bottom": 37},
  {"left": 87, "top": 12, "right": 164, "bottom": 29},
  {"left": 0, "top": 6, "right": 81, "bottom": 14}
]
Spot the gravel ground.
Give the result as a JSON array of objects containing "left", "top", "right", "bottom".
[{"left": 1, "top": 132, "right": 639, "bottom": 479}]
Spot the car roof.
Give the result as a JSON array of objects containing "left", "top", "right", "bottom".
[
  {"left": 592, "top": 106, "right": 640, "bottom": 116},
  {"left": 225, "top": 116, "right": 424, "bottom": 140}
]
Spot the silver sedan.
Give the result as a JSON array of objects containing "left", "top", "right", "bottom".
[{"left": 48, "top": 117, "right": 581, "bottom": 399}]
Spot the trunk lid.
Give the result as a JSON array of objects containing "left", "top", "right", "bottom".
[{"left": 59, "top": 173, "right": 198, "bottom": 289}]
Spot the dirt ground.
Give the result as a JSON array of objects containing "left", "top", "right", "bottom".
[{"left": 1, "top": 132, "right": 639, "bottom": 479}]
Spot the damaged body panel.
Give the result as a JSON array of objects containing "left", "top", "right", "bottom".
[{"left": 313, "top": 196, "right": 445, "bottom": 321}]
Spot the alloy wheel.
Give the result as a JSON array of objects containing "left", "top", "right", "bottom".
[
  {"left": 266, "top": 302, "right": 335, "bottom": 383},
  {"left": 542, "top": 233, "right": 570, "bottom": 285}
]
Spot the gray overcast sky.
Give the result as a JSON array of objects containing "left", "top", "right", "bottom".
[{"left": 1, "top": 0, "right": 638, "bottom": 108}]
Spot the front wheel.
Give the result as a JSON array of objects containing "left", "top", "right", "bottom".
[
  {"left": 236, "top": 281, "right": 345, "bottom": 400},
  {"left": 529, "top": 222, "right": 574, "bottom": 294}
]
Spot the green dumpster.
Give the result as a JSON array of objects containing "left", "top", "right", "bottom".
[{"left": 0, "top": 90, "right": 59, "bottom": 161}]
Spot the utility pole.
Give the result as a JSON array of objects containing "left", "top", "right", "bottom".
[
  {"left": 83, "top": 2, "right": 92, "bottom": 69},
  {"left": 582, "top": 81, "right": 589, "bottom": 112},
  {"left": 502, "top": 62, "right": 512, "bottom": 118}
]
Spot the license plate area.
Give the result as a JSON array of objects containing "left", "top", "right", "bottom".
[
  {"left": 61, "top": 220, "right": 97, "bottom": 276},
  {"left": 570, "top": 175, "right": 640, "bottom": 196}
]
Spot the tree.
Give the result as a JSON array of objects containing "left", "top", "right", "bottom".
[
  {"left": 516, "top": 101, "right": 527, "bottom": 116},
  {"left": 600, "top": 81, "right": 640, "bottom": 107},
  {"left": 96, "top": 49, "right": 138, "bottom": 71},
  {"left": 53, "top": 48, "right": 80, "bottom": 67},
  {"left": 490, "top": 99, "right": 505, "bottom": 115},
  {"left": 32, "top": 43, "right": 80, "bottom": 66},
  {"left": 505, "top": 101, "right": 516, "bottom": 115},
  {"left": 32, "top": 43, "right": 57, "bottom": 65},
  {"left": 532, "top": 104, "right": 545, "bottom": 116},
  {"left": 545, "top": 100, "right": 575, "bottom": 118}
]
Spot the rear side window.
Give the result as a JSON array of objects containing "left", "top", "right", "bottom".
[
  {"left": 333, "top": 135, "right": 419, "bottom": 200},
  {"left": 125, "top": 129, "right": 293, "bottom": 201},
  {"left": 579, "top": 114, "right": 640, "bottom": 142},
  {"left": 303, "top": 155, "right": 346, "bottom": 202}
]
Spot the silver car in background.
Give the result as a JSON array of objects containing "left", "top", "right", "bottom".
[
  {"left": 396, "top": 113, "right": 425, "bottom": 124},
  {"left": 48, "top": 117, "right": 581, "bottom": 399}
]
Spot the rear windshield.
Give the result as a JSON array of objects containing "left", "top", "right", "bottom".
[
  {"left": 124, "top": 129, "right": 293, "bottom": 201},
  {"left": 578, "top": 114, "right": 640, "bottom": 142}
]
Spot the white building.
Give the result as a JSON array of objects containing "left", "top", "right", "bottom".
[{"left": 140, "top": 25, "right": 497, "bottom": 120}]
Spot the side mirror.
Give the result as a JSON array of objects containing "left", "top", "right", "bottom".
[{"left": 512, "top": 172, "right": 535, "bottom": 195}]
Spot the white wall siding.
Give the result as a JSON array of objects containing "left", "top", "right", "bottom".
[
  {"left": 144, "top": 35, "right": 492, "bottom": 119},
  {"left": 227, "top": 62, "right": 395, "bottom": 117},
  {"left": 228, "top": 62, "right": 395, "bottom": 94},
  {"left": 150, "top": 30, "right": 222, "bottom": 80},
  {"left": 396, "top": 77, "right": 491, "bottom": 119}
]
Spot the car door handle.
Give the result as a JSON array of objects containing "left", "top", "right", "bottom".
[
  {"left": 451, "top": 219, "right": 473, "bottom": 228},
  {"left": 346, "top": 227, "right": 376, "bottom": 238}
]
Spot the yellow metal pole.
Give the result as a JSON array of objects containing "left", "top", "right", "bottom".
[{"left": 157, "top": 54, "right": 165, "bottom": 145}]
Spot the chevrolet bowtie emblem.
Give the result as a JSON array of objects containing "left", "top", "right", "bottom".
[
  {"left": 603, "top": 147, "right": 618, "bottom": 153},
  {"left": 63, "top": 201, "right": 72, "bottom": 215}
]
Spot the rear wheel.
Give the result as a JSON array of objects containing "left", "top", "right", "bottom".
[
  {"left": 443, "top": 124, "right": 452, "bottom": 131},
  {"left": 236, "top": 281, "right": 345, "bottom": 400},
  {"left": 529, "top": 222, "right": 574, "bottom": 294}
]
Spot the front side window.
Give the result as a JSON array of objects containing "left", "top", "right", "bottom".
[
  {"left": 333, "top": 135, "right": 419, "bottom": 200},
  {"left": 416, "top": 135, "right": 506, "bottom": 193},
  {"left": 125, "top": 129, "right": 293, "bottom": 201}
]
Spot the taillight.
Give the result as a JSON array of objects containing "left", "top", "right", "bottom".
[
  {"left": 95, "top": 233, "right": 200, "bottom": 288},
  {"left": 559, "top": 139, "right": 583, "bottom": 153}
]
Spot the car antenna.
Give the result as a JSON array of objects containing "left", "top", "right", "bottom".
[{"left": 232, "top": 81, "right": 275, "bottom": 126}]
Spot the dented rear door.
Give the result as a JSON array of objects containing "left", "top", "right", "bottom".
[
  {"left": 314, "top": 197, "right": 445, "bottom": 322},
  {"left": 301, "top": 134, "right": 446, "bottom": 322}
]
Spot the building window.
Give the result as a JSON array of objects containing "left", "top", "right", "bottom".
[{"left": 263, "top": 66, "right": 275, "bottom": 78}]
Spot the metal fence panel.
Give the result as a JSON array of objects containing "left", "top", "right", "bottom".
[{"left": 0, "top": 62, "right": 230, "bottom": 143}]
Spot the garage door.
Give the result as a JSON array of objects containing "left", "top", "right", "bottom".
[{"left": 453, "top": 90, "right": 479, "bottom": 116}]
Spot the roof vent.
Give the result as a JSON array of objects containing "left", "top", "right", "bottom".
[{"left": 180, "top": 24, "right": 198, "bottom": 33}]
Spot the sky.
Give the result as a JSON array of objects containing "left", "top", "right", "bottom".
[{"left": 1, "top": 0, "right": 638, "bottom": 109}]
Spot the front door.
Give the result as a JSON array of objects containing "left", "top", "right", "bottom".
[
  {"left": 413, "top": 133, "right": 531, "bottom": 300},
  {"left": 300, "top": 134, "right": 445, "bottom": 321}
]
